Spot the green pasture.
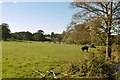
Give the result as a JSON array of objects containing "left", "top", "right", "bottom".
[{"left": 2, "top": 41, "right": 98, "bottom": 78}]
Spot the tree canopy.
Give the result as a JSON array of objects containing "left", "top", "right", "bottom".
[
  {"left": 1, "top": 23, "right": 11, "bottom": 41},
  {"left": 66, "top": 1, "right": 120, "bottom": 59}
]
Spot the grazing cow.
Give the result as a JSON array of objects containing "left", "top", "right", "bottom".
[{"left": 82, "top": 46, "right": 88, "bottom": 52}]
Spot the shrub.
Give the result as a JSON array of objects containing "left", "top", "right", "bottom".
[
  {"left": 112, "top": 44, "right": 120, "bottom": 63},
  {"left": 67, "top": 53, "right": 119, "bottom": 79},
  {"left": 68, "top": 62, "right": 80, "bottom": 74}
]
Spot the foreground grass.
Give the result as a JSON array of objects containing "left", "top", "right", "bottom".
[{"left": 2, "top": 41, "right": 98, "bottom": 78}]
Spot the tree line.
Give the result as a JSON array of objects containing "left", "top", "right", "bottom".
[
  {"left": 0, "top": 23, "right": 64, "bottom": 43},
  {"left": 0, "top": 22, "right": 120, "bottom": 45}
]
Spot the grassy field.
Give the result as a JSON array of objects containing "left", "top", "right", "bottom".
[{"left": 2, "top": 41, "right": 98, "bottom": 78}]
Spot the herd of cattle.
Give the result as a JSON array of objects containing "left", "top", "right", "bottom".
[{"left": 30, "top": 41, "right": 96, "bottom": 52}]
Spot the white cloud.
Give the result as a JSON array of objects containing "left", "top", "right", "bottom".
[
  {"left": 13, "top": 0, "right": 17, "bottom": 4},
  {"left": 0, "top": 0, "right": 2, "bottom": 4}
]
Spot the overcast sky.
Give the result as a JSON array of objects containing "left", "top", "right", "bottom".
[{"left": 1, "top": 0, "right": 76, "bottom": 34}]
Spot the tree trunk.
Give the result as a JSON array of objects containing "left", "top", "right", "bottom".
[
  {"left": 106, "top": 29, "right": 112, "bottom": 60},
  {"left": 106, "top": 2, "right": 113, "bottom": 60}
]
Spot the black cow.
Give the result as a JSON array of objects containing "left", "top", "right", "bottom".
[{"left": 82, "top": 46, "right": 88, "bottom": 52}]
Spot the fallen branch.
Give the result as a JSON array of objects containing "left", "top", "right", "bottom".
[
  {"left": 35, "top": 69, "right": 57, "bottom": 79},
  {"left": 35, "top": 70, "right": 46, "bottom": 78}
]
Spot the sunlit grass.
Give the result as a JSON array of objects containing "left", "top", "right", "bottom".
[{"left": 2, "top": 41, "right": 98, "bottom": 78}]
